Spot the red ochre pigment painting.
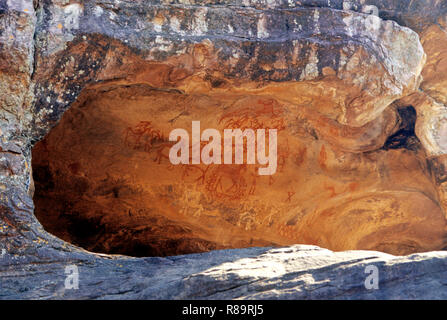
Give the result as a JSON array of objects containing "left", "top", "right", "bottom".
[{"left": 120, "top": 98, "right": 291, "bottom": 202}]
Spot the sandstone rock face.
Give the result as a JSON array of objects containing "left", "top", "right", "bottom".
[{"left": 2, "top": 0, "right": 447, "bottom": 299}]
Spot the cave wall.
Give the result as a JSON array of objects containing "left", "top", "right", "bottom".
[{"left": 32, "top": 76, "right": 446, "bottom": 256}]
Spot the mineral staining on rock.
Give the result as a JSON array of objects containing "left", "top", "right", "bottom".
[{"left": 2, "top": 0, "right": 447, "bottom": 299}]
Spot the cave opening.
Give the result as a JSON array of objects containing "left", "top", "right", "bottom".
[
  {"left": 382, "top": 106, "right": 419, "bottom": 151},
  {"left": 31, "top": 83, "right": 447, "bottom": 257}
]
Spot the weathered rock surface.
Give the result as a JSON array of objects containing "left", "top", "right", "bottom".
[
  {"left": 2, "top": 0, "right": 447, "bottom": 299},
  {"left": 2, "top": 244, "right": 447, "bottom": 299}
]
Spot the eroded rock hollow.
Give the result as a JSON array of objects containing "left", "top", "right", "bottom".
[{"left": 31, "top": 81, "right": 447, "bottom": 256}]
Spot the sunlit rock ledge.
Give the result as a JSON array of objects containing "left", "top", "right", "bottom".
[{"left": 2, "top": 243, "right": 447, "bottom": 299}]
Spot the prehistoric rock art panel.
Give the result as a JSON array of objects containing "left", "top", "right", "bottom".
[{"left": 32, "top": 84, "right": 447, "bottom": 256}]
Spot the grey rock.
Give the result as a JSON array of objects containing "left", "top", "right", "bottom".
[{"left": 2, "top": 242, "right": 447, "bottom": 299}]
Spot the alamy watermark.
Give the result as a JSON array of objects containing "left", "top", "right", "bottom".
[
  {"left": 168, "top": 121, "right": 278, "bottom": 175},
  {"left": 65, "top": 265, "right": 79, "bottom": 290},
  {"left": 364, "top": 265, "right": 379, "bottom": 290}
]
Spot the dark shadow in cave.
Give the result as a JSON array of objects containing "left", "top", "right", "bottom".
[{"left": 382, "top": 106, "right": 420, "bottom": 151}]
